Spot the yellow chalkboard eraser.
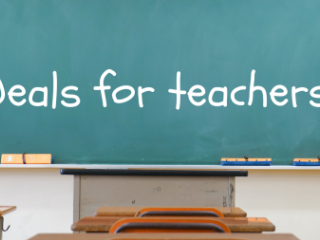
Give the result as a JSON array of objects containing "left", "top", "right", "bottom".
[
  {"left": 221, "top": 157, "right": 272, "bottom": 166},
  {"left": 1, "top": 154, "right": 52, "bottom": 164},
  {"left": 293, "top": 158, "right": 320, "bottom": 166}
]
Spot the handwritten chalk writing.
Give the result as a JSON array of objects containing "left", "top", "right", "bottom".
[
  {"left": 187, "top": 85, "right": 206, "bottom": 106},
  {"left": 29, "top": 87, "right": 48, "bottom": 107},
  {"left": 168, "top": 71, "right": 187, "bottom": 110},
  {"left": 0, "top": 80, "right": 5, "bottom": 104},
  {"left": 112, "top": 86, "right": 135, "bottom": 104},
  {"left": 0, "top": 68, "right": 320, "bottom": 109},
  {"left": 231, "top": 86, "right": 246, "bottom": 106},
  {"left": 94, "top": 69, "right": 155, "bottom": 107},
  {"left": 310, "top": 86, "right": 320, "bottom": 107},
  {"left": 292, "top": 87, "right": 308, "bottom": 108},
  {"left": 170, "top": 69, "right": 320, "bottom": 109},
  {"left": 209, "top": 87, "right": 227, "bottom": 107},
  {"left": 93, "top": 69, "right": 114, "bottom": 107},
  {"left": 0, "top": 72, "right": 80, "bottom": 108},
  {"left": 8, "top": 85, "right": 26, "bottom": 106},
  {"left": 52, "top": 71, "right": 58, "bottom": 109},
  {"left": 270, "top": 85, "right": 288, "bottom": 106},
  {"left": 138, "top": 86, "right": 155, "bottom": 108},
  {"left": 61, "top": 86, "right": 80, "bottom": 107},
  {"left": 248, "top": 70, "right": 267, "bottom": 107}
]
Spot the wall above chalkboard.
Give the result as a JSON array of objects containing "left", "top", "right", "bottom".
[{"left": 0, "top": 0, "right": 319, "bottom": 165}]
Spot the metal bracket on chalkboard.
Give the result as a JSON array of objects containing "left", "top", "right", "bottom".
[
  {"left": 293, "top": 157, "right": 320, "bottom": 166},
  {"left": 221, "top": 157, "right": 272, "bottom": 166}
]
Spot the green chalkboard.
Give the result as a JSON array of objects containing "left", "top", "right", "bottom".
[{"left": 0, "top": 0, "right": 319, "bottom": 165}]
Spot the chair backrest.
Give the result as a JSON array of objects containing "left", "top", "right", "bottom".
[
  {"left": 109, "top": 217, "right": 231, "bottom": 234},
  {"left": 135, "top": 207, "right": 224, "bottom": 218}
]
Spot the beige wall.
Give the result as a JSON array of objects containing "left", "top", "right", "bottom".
[
  {"left": 0, "top": 168, "right": 318, "bottom": 240},
  {"left": 236, "top": 170, "right": 320, "bottom": 240},
  {"left": 0, "top": 169, "right": 73, "bottom": 240}
]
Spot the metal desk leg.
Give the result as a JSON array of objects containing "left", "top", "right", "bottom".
[
  {"left": 0, "top": 216, "right": 3, "bottom": 240},
  {"left": 0, "top": 216, "right": 10, "bottom": 240}
]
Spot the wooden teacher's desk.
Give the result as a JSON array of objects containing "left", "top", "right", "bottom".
[
  {"left": 72, "top": 217, "right": 275, "bottom": 233},
  {"left": 95, "top": 206, "right": 247, "bottom": 218},
  {"left": 60, "top": 169, "right": 248, "bottom": 222},
  {"left": 29, "top": 233, "right": 298, "bottom": 240}
]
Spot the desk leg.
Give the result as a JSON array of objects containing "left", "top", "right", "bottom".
[
  {"left": 0, "top": 216, "right": 3, "bottom": 240},
  {"left": 73, "top": 175, "right": 81, "bottom": 223}
]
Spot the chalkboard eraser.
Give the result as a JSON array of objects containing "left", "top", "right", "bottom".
[
  {"left": 1, "top": 154, "right": 52, "bottom": 164},
  {"left": 221, "top": 158, "right": 272, "bottom": 166},
  {"left": 293, "top": 158, "right": 320, "bottom": 166}
]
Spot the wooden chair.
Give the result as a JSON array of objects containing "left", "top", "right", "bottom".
[
  {"left": 72, "top": 216, "right": 275, "bottom": 233},
  {"left": 135, "top": 207, "right": 224, "bottom": 218},
  {"left": 95, "top": 206, "right": 247, "bottom": 218},
  {"left": 28, "top": 233, "right": 301, "bottom": 240},
  {"left": 109, "top": 218, "right": 231, "bottom": 233}
]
